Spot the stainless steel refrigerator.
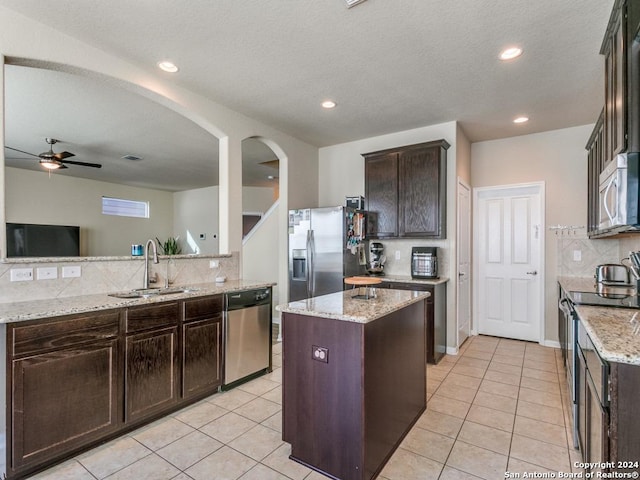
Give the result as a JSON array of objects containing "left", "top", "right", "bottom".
[{"left": 288, "top": 206, "right": 366, "bottom": 302}]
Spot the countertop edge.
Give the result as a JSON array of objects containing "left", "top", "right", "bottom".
[
  {"left": 0, "top": 280, "right": 276, "bottom": 324},
  {"left": 276, "top": 289, "right": 430, "bottom": 324},
  {"left": 558, "top": 277, "right": 640, "bottom": 366}
]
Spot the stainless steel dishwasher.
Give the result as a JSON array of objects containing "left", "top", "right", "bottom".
[{"left": 223, "top": 287, "right": 272, "bottom": 388}]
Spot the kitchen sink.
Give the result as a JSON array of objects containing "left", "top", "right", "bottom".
[{"left": 109, "top": 287, "right": 199, "bottom": 299}]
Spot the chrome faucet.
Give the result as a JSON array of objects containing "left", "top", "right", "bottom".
[{"left": 143, "top": 238, "right": 159, "bottom": 289}]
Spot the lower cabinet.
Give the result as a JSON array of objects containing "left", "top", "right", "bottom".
[
  {"left": 6, "top": 294, "right": 224, "bottom": 479},
  {"left": 576, "top": 319, "right": 640, "bottom": 475},
  {"left": 125, "top": 302, "right": 180, "bottom": 423},
  {"left": 7, "top": 311, "right": 121, "bottom": 479},
  {"left": 378, "top": 280, "right": 446, "bottom": 364},
  {"left": 182, "top": 296, "right": 223, "bottom": 399}
]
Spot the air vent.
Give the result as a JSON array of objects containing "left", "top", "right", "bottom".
[
  {"left": 121, "top": 154, "right": 142, "bottom": 161},
  {"left": 344, "top": 0, "right": 367, "bottom": 7}
]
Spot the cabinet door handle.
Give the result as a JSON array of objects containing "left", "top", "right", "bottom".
[{"left": 526, "top": 271, "right": 538, "bottom": 275}]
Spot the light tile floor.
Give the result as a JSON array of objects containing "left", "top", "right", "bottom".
[{"left": 29, "top": 335, "right": 580, "bottom": 480}]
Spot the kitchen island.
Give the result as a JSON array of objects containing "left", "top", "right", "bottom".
[{"left": 277, "top": 288, "right": 429, "bottom": 480}]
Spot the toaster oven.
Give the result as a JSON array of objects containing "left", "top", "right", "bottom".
[{"left": 411, "top": 246, "right": 438, "bottom": 279}]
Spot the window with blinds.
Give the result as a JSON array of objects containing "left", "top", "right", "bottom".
[{"left": 101, "top": 196, "right": 149, "bottom": 218}]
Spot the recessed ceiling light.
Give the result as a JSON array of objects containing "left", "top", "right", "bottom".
[
  {"left": 513, "top": 116, "right": 529, "bottom": 124},
  {"left": 499, "top": 47, "right": 523, "bottom": 61},
  {"left": 322, "top": 100, "right": 337, "bottom": 109},
  {"left": 158, "top": 61, "right": 179, "bottom": 73}
]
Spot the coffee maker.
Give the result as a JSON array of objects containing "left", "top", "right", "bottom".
[{"left": 367, "top": 242, "right": 386, "bottom": 275}]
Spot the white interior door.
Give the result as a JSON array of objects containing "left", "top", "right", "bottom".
[
  {"left": 457, "top": 179, "right": 471, "bottom": 347},
  {"left": 475, "top": 183, "right": 544, "bottom": 342}
]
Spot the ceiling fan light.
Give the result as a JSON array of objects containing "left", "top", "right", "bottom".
[{"left": 39, "top": 158, "right": 63, "bottom": 170}]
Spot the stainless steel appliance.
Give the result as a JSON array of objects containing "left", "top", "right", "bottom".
[
  {"left": 288, "top": 207, "right": 366, "bottom": 302},
  {"left": 594, "top": 263, "right": 631, "bottom": 285},
  {"left": 411, "top": 246, "right": 438, "bottom": 279},
  {"left": 558, "top": 290, "right": 579, "bottom": 448},
  {"left": 223, "top": 288, "right": 272, "bottom": 387},
  {"left": 598, "top": 152, "right": 640, "bottom": 234},
  {"left": 367, "top": 241, "right": 386, "bottom": 275}
]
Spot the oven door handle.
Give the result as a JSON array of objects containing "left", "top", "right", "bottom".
[
  {"left": 603, "top": 175, "right": 617, "bottom": 223},
  {"left": 559, "top": 297, "right": 574, "bottom": 317}
]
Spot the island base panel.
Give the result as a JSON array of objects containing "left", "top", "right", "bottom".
[{"left": 282, "top": 300, "right": 426, "bottom": 480}]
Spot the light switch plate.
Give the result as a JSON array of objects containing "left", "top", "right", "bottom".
[
  {"left": 573, "top": 250, "right": 582, "bottom": 262},
  {"left": 37, "top": 267, "right": 58, "bottom": 280},
  {"left": 62, "top": 266, "right": 81, "bottom": 278},
  {"left": 10, "top": 268, "right": 33, "bottom": 282}
]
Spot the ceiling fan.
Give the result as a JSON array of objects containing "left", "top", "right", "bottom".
[{"left": 5, "top": 138, "right": 102, "bottom": 170}]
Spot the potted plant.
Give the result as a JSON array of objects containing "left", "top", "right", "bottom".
[{"left": 156, "top": 236, "right": 182, "bottom": 255}]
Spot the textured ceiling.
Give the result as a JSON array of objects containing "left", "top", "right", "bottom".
[{"left": 1, "top": 0, "right": 614, "bottom": 188}]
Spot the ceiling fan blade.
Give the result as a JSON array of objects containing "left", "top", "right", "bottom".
[
  {"left": 61, "top": 159, "right": 102, "bottom": 168},
  {"left": 5, "top": 146, "right": 39, "bottom": 158},
  {"left": 54, "top": 151, "right": 75, "bottom": 160}
]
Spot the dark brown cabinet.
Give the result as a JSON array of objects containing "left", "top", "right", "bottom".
[
  {"left": 182, "top": 295, "right": 223, "bottom": 399},
  {"left": 6, "top": 292, "right": 227, "bottom": 479},
  {"left": 364, "top": 152, "right": 398, "bottom": 238},
  {"left": 125, "top": 302, "right": 179, "bottom": 423},
  {"left": 586, "top": 0, "right": 640, "bottom": 238},
  {"left": 576, "top": 318, "right": 640, "bottom": 475},
  {"left": 363, "top": 140, "right": 449, "bottom": 239},
  {"left": 7, "top": 311, "right": 121, "bottom": 478},
  {"left": 283, "top": 300, "right": 426, "bottom": 480},
  {"left": 586, "top": 110, "right": 605, "bottom": 235},
  {"left": 603, "top": 2, "right": 626, "bottom": 161},
  {"left": 378, "top": 280, "right": 446, "bottom": 364}
]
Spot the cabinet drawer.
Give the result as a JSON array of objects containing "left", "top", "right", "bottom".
[
  {"left": 10, "top": 311, "right": 120, "bottom": 357},
  {"left": 126, "top": 302, "right": 179, "bottom": 333},
  {"left": 184, "top": 295, "right": 223, "bottom": 322}
]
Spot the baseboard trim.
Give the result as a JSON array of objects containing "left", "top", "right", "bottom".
[{"left": 542, "top": 340, "right": 561, "bottom": 349}]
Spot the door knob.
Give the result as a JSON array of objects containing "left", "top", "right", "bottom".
[{"left": 526, "top": 271, "right": 538, "bottom": 275}]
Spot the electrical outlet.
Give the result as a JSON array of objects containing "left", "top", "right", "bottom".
[
  {"left": 573, "top": 250, "right": 582, "bottom": 262},
  {"left": 395, "top": 250, "right": 401, "bottom": 260},
  {"left": 10, "top": 268, "right": 33, "bottom": 282},
  {"left": 37, "top": 267, "right": 58, "bottom": 280},
  {"left": 62, "top": 266, "right": 81, "bottom": 278},
  {"left": 312, "top": 345, "right": 329, "bottom": 363},
  {"left": 209, "top": 260, "right": 219, "bottom": 268}
]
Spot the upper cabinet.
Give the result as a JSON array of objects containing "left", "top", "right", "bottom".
[
  {"left": 363, "top": 140, "right": 449, "bottom": 239},
  {"left": 586, "top": 0, "right": 640, "bottom": 238}
]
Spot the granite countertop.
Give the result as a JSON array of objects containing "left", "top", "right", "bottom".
[
  {"left": 375, "top": 274, "right": 449, "bottom": 285},
  {"left": 0, "top": 280, "right": 275, "bottom": 324},
  {"left": 276, "top": 288, "right": 430, "bottom": 324},
  {"left": 558, "top": 276, "right": 640, "bottom": 366}
]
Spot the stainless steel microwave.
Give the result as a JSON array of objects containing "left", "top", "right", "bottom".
[{"left": 598, "top": 152, "right": 640, "bottom": 233}]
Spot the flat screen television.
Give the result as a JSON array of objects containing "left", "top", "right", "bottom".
[{"left": 6, "top": 223, "right": 80, "bottom": 258}]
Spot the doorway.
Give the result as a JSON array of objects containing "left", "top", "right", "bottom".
[{"left": 474, "top": 182, "right": 545, "bottom": 342}]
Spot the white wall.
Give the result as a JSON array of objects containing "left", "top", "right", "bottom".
[
  {"left": 471, "top": 124, "right": 594, "bottom": 344},
  {"left": 242, "top": 202, "right": 281, "bottom": 314},
  {"left": 318, "top": 121, "right": 461, "bottom": 351},
  {"left": 242, "top": 186, "right": 277, "bottom": 213},
  {"left": 6, "top": 167, "right": 174, "bottom": 256},
  {"left": 172, "top": 186, "right": 219, "bottom": 255},
  {"left": 0, "top": 6, "right": 320, "bottom": 306}
]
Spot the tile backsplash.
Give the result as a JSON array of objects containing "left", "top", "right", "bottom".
[
  {"left": 0, "top": 253, "right": 239, "bottom": 304},
  {"left": 557, "top": 233, "right": 640, "bottom": 278}
]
